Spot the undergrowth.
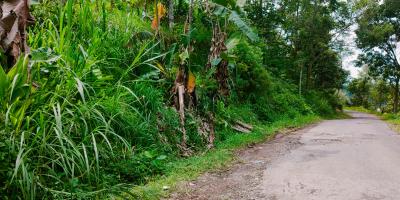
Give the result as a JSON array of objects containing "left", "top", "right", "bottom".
[{"left": 0, "top": 1, "right": 346, "bottom": 199}]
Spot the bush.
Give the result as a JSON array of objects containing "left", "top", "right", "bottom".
[
  {"left": 106, "top": 151, "right": 169, "bottom": 185},
  {"left": 305, "top": 91, "right": 336, "bottom": 117}
]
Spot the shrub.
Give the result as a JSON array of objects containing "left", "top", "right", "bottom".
[{"left": 305, "top": 91, "right": 336, "bottom": 117}]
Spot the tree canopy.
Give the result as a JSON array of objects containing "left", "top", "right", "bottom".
[{"left": 355, "top": 0, "right": 400, "bottom": 112}]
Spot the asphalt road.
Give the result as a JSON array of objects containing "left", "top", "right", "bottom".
[{"left": 170, "top": 111, "right": 400, "bottom": 200}]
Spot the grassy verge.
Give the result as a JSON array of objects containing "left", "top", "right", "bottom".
[
  {"left": 344, "top": 106, "right": 374, "bottom": 114},
  {"left": 380, "top": 114, "right": 400, "bottom": 132},
  {"left": 125, "top": 114, "right": 320, "bottom": 199},
  {"left": 383, "top": 121, "right": 400, "bottom": 132}
]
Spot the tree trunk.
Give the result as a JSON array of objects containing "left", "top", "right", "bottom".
[
  {"left": 394, "top": 78, "right": 399, "bottom": 113},
  {"left": 177, "top": 84, "right": 187, "bottom": 150},
  {"left": 168, "top": 0, "right": 174, "bottom": 30},
  {"left": 187, "top": 0, "right": 193, "bottom": 31},
  {"left": 171, "top": 0, "right": 193, "bottom": 155},
  {"left": 306, "top": 64, "right": 312, "bottom": 90},
  {"left": 172, "top": 66, "right": 189, "bottom": 155},
  {"left": 299, "top": 64, "right": 303, "bottom": 95}
]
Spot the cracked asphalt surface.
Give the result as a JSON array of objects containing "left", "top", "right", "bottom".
[{"left": 169, "top": 111, "right": 400, "bottom": 200}]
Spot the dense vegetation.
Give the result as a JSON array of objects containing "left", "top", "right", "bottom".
[{"left": 0, "top": 0, "right": 352, "bottom": 199}]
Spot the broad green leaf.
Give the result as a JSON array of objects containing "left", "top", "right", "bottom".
[
  {"left": 0, "top": 65, "right": 7, "bottom": 98},
  {"left": 211, "top": 58, "right": 222, "bottom": 67},
  {"left": 179, "top": 49, "right": 189, "bottom": 64},
  {"left": 156, "top": 155, "right": 167, "bottom": 160},
  {"left": 225, "top": 37, "right": 240, "bottom": 52},
  {"left": 144, "top": 151, "right": 154, "bottom": 158},
  {"left": 229, "top": 11, "right": 259, "bottom": 42}
]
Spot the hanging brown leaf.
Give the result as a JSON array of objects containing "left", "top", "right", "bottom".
[
  {"left": 187, "top": 71, "right": 196, "bottom": 93},
  {"left": 0, "top": 0, "right": 35, "bottom": 67},
  {"left": 151, "top": 2, "right": 166, "bottom": 30}
]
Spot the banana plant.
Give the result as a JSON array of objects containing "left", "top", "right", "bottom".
[
  {"left": 208, "top": 0, "right": 259, "bottom": 42},
  {"left": 203, "top": 0, "right": 259, "bottom": 97}
]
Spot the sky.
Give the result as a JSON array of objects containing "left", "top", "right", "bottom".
[
  {"left": 341, "top": 24, "right": 400, "bottom": 78},
  {"left": 341, "top": 24, "right": 362, "bottom": 78}
]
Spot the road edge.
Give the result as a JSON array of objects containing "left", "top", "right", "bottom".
[{"left": 123, "top": 115, "right": 321, "bottom": 200}]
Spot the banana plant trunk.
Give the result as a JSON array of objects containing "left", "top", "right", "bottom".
[
  {"left": 207, "top": 23, "right": 229, "bottom": 97},
  {"left": 172, "top": 0, "right": 194, "bottom": 155}
]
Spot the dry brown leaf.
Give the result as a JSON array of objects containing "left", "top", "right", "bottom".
[
  {"left": 232, "top": 120, "right": 253, "bottom": 133},
  {"left": 151, "top": 2, "right": 166, "bottom": 30},
  {"left": 187, "top": 71, "right": 196, "bottom": 93},
  {"left": 0, "top": 0, "right": 35, "bottom": 66}
]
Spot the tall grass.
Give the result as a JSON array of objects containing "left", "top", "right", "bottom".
[{"left": 0, "top": 1, "right": 180, "bottom": 198}]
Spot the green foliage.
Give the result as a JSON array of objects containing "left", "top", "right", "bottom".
[
  {"left": 345, "top": 106, "right": 372, "bottom": 113},
  {"left": 0, "top": 56, "right": 32, "bottom": 133},
  {"left": 0, "top": 0, "right": 348, "bottom": 199},
  {"left": 231, "top": 39, "right": 269, "bottom": 97},
  {"left": 0, "top": 1, "right": 177, "bottom": 198},
  {"left": 245, "top": 0, "right": 350, "bottom": 92},
  {"left": 305, "top": 91, "right": 336, "bottom": 117},
  {"left": 370, "top": 79, "right": 390, "bottom": 112},
  {"left": 347, "top": 77, "right": 372, "bottom": 108},
  {"left": 253, "top": 82, "right": 313, "bottom": 121},
  {"left": 210, "top": 2, "right": 259, "bottom": 42},
  {"left": 347, "top": 76, "right": 392, "bottom": 113},
  {"left": 355, "top": 0, "right": 400, "bottom": 113},
  {"left": 214, "top": 102, "right": 258, "bottom": 141},
  {"left": 106, "top": 151, "right": 169, "bottom": 185}
]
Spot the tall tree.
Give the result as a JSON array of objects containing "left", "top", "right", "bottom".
[
  {"left": 348, "top": 76, "right": 371, "bottom": 108},
  {"left": 244, "top": 0, "right": 349, "bottom": 93},
  {"left": 355, "top": 0, "right": 400, "bottom": 112}
]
